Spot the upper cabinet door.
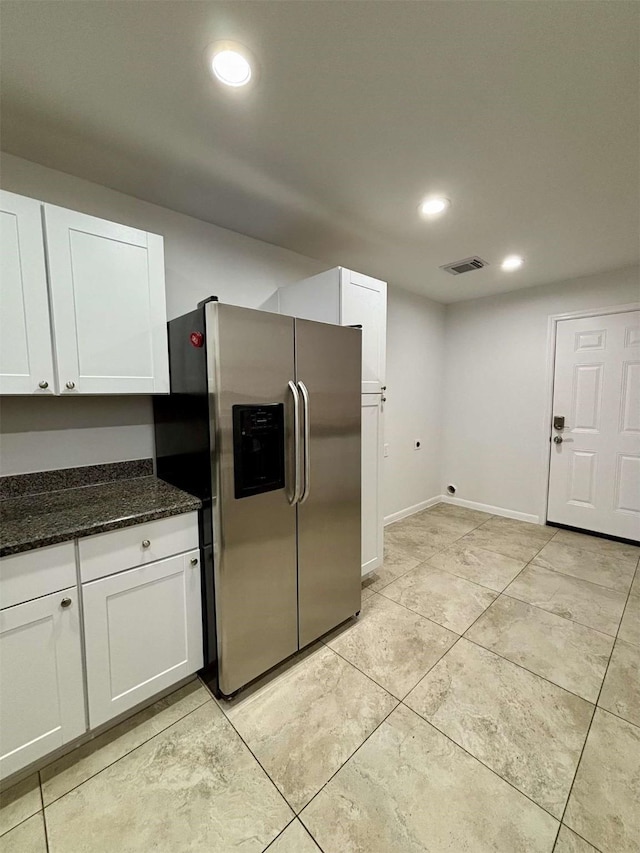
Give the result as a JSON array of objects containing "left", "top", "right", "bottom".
[
  {"left": 43, "top": 204, "right": 169, "bottom": 394},
  {"left": 0, "top": 190, "right": 55, "bottom": 395},
  {"left": 340, "top": 269, "right": 387, "bottom": 393}
]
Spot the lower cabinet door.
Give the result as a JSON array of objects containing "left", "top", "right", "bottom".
[
  {"left": 0, "top": 587, "right": 86, "bottom": 778},
  {"left": 82, "top": 551, "right": 203, "bottom": 728},
  {"left": 361, "top": 394, "right": 384, "bottom": 576}
]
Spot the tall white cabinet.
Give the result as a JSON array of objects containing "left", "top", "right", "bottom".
[
  {"left": 277, "top": 267, "right": 387, "bottom": 576},
  {"left": 0, "top": 190, "right": 169, "bottom": 395}
]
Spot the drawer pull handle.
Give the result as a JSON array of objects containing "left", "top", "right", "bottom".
[
  {"left": 190, "top": 557, "right": 198, "bottom": 566},
  {"left": 142, "top": 539, "right": 151, "bottom": 549},
  {"left": 61, "top": 597, "right": 72, "bottom": 608},
  {"left": 65, "top": 381, "right": 76, "bottom": 390},
  {"left": 38, "top": 380, "right": 49, "bottom": 389}
]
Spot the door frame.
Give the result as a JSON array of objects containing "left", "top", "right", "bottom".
[{"left": 539, "top": 301, "right": 640, "bottom": 526}]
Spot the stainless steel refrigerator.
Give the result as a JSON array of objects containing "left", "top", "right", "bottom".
[{"left": 154, "top": 299, "right": 361, "bottom": 698}]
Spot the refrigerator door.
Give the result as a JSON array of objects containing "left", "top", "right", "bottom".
[
  {"left": 207, "top": 303, "right": 298, "bottom": 696},
  {"left": 295, "top": 318, "right": 362, "bottom": 647}
]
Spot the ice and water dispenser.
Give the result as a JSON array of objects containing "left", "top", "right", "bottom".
[{"left": 232, "top": 404, "right": 285, "bottom": 499}]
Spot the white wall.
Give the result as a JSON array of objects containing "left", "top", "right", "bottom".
[
  {"left": 384, "top": 289, "right": 445, "bottom": 520},
  {"left": 441, "top": 265, "right": 640, "bottom": 521}
]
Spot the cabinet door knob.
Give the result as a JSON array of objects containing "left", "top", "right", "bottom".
[
  {"left": 38, "top": 380, "right": 49, "bottom": 389},
  {"left": 142, "top": 539, "right": 151, "bottom": 549},
  {"left": 61, "top": 597, "right": 72, "bottom": 608},
  {"left": 65, "top": 381, "right": 76, "bottom": 390},
  {"left": 190, "top": 557, "right": 198, "bottom": 566}
]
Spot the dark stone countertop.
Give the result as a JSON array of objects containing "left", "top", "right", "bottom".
[{"left": 0, "top": 477, "right": 202, "bottom": 558}]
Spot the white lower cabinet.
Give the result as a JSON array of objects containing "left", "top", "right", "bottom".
[
  {"left": 82, "top": 550, "right": 203, "bottom": 728},
  {"left": 0, "top": 587, "right": 86, "bottom": 778}
]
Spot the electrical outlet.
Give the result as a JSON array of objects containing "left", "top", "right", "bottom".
[
  {"left": 414, "top": 440, "right": 422, "bottom": 451},
  {"left": 383, "top": 443, "right": 389, "bottom": 458}
]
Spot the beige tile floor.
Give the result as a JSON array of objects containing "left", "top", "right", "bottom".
[{"left": 1, "top": 504, "right": 638, "bottom": 852}]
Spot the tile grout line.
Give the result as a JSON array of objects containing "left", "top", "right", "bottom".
[
  {"left": 38, "top": 770, "right": 51, "bottom": 853},
  {"left": 550, "top": 549, "right": 640, "bottom": 850}
]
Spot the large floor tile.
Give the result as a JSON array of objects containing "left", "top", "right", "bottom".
[
  {"left": 266, "top": 820, "right": 321, "bottom": 852},
  {"left": 0, "top": 774, "right": 41, "bottom": 837},
  {"left": 44, "top": 701, "right": 292, "bottom": 853},
  {"left": 554, "top": 826, "right": 599, "bottom": 852},
  {"left": 225, "top": 645, "right": 396, "bottom": 812},
  {"left": 381, "top": 563, "right": 497, "bottom": 633},
  {"left": 0, "top": 812, "right": 46, "bottom": 853},
  {"left": 384, "top": 516, "right": 472, "bottom": 561},
  {"left": 564, "top": 708, "right": 640, "bottom": 853},
  {"left": 41, "top": 679, "right": 209, "bottom": 805},
  {"left": 422, "top": 502, "right": 494, "bottom": 526},
  {"left": 532, "top": 540, "right": 637, "bottom": 592},
  {"left": 553, "top": 529, "right": 640, "bottom": 561},
  {"left": 457, "top": 525, "right": 549, "bottom": 563},
  {"left": 631, "top": 569, "right": 640, "bottom": 597},
  {"left": 479, "top": 516, "right": 557, "bottom": 542},
  {"left": 363, "top": 541, "right": 421, "bottom": 592},
  {"left": 598, "top": 639, "right": 640, "bottom": 726},
  {"left": 505, "top": 564, "right": 627, "bottom": 636},
  {"left": 326, "top": 593, "right": 456, "bottom": 699},
  {"left": 466, "top": 596, "right": 614, "bottom": 702},
  {"left": 300, "top": 704, "right": 558, "bottom": 853},
  {"left": 427, "top": 541, "right": 526, "bottom": 591},
  {"left": 618, "top": 594, "right": 639, "bottom": 646},
  {"left": 405, "top": 639, "right": 593, "bottom": 817}
]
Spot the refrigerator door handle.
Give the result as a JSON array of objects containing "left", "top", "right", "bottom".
[
  {"left": 288, "top": 380, "right": 302, "bottom": 504},
  {"left": 298, "top": 380, "right": 311, "bottom": 504}
]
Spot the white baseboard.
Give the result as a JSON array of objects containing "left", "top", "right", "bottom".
[
  {"left": 440, "top": 496, "right": 540, "bottom": 525},
  {"left": 384, "top": 495, "right": 442, "bottom": 526}
]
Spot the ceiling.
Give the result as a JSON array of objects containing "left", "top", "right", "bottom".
[{"left": 1, "top": 1, "right": 638, "bottom": 303}]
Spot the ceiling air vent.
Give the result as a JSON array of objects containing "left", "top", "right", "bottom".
[{"left": 440, "top": 256, "right": 488, "bottom": 275}]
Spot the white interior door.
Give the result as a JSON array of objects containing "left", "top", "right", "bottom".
[
  {"left": 361, "top": 394, "right": 384, "bottom": 575},
  {"left": 340, "top": 270, "right": 387, "bottom": 393},
  {"left": 0, "top": 588, "right": 86, "bottom": 778},
  {"left": 0, "top": 191, "right": 55, "bottom": 395},
  {"left": 43, "top": 204, "right": 169, "bottom": 394},
  {"left": 547, "top": 310, "right": 640, "bottom": 541}
]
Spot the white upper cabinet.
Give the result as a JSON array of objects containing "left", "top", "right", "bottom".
[
  {"left": 44, "top": 205, "right": 169, "bottom": 394},
  {"left": 339, "top": 269, "right": 386, "bottom": 393},
  {"left": 277, "top": 266, "right": 387, "bottom": 394},
  {"left": 0, "top": 191, "right": 169, "bottom": 395},
  {"left": 0, "top": 190, "right": 55, "bottom": 395}
]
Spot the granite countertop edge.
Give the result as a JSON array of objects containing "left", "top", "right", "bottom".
[{"left": 0, "top": 479, "right": 202, "bottom": 559}]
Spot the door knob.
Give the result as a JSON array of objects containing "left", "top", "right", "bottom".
[
  {"left": 553, "top": 435, "right": 563, "bottom": 444},
  {"left": 38, "top": 380, "right": 49, "bottom": 389},
  {"left": 60, "top": 597, "right": 72, "bottom": 608},
  {"left": 142, "top": 539, "right": 151, "bottom": 548},
  {"left": 65, "top": 381, "right": 76, "bottom": 390}
]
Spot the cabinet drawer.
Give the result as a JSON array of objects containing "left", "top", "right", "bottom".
[
  {"left": 79, "top": 512, "right": 199, "bottom": 582},
  {"left": 0, "top": 542, "right": 76, "bottom": 610}
]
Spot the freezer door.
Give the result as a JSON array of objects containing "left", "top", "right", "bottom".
[
  {"left": 295, "top": 318, "right": 362, "bottom": 647},
  {"left": 207, "top": 303, "right": 298, "bottom": 696}
]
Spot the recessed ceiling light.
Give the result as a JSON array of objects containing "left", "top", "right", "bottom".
[
  {"left": 419, "top": 196, "right": 451, "bottom": 217},
  {"left": 501, "top": 254, "right": 525, "bottom": 271},
  {"left": 209, "top": 43, "right": 252, "bottom": 87}
]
